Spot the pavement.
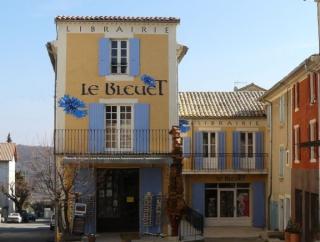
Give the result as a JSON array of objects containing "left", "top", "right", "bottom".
[{"left": 0, "top": 219, "right": 54, "bottom": 242}]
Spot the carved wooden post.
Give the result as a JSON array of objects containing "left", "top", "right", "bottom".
[{"left": 167, "top": 126, "right": 186, "bottom": 236}]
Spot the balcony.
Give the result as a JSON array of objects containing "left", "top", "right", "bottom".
[
  {"left": 54, "top": 129, "right": 171, "bottom": 157},
  {"left": 183, "top": 153, "right": 268, "bottom": 174}
]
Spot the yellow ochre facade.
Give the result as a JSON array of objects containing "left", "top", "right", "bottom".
[{"left": 48, "top": 16, "right": 185, "bottom": 235}]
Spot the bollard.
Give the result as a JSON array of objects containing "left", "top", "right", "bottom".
[{"left": 87, "top": 234, "right": 96, "bottom": 242}]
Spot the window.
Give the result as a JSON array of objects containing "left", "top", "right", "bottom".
[
  {"left": 310, "top": 73, "right": 316, "bottom": 104},
  {"left": 279, "top": 95, "right": 286, "bottom": 124},
  {"left": 105, "top": 105, "right": 132, "bottom": 150},
  {"left": 240, "top": 132, "right": 254, "bottom": 157},
  {"left": 294, "top": 126, "right": 300, "bottom": 162},
  {"left": 279, "top": 146, "right": 285, "bottom": 177},
  {"left": 294, "top": 83, "right": 299, "bottom": 111},
  {"left": 111, "top": 40, "right": 128, "bottom": 74},
  {"left": 203, "top": 132, "right": 217, "bottom": 158},
  {"left": 309, "top": 120, "right": 317, "bottom": 162}
]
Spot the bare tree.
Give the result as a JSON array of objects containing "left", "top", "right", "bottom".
[
  {"left": 0, "top": 171, "right": 31, "bottom": 214},
  {"left": 32, "top": 144, "right": 94, "bottom": 235}
]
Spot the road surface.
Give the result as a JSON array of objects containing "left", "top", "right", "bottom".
[{"left": 0, "top": 220, "right": 54, "bottom": 242}]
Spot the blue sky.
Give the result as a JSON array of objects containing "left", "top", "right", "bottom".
[{"left": 0, "top": 0, "right": 318, "bottom": 145}]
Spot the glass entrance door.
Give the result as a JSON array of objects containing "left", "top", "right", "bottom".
[{"left": 219, "top": 190, "right": 235, "bottom": 217}]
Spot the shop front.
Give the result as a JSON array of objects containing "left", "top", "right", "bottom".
[
  {"left": 187, "top": 175, "right": 266, "bottom": 228},
  {"left": 204, "top": 183, "right": 251, "bottom": 226}
]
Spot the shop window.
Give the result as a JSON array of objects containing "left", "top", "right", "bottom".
[
  {"left": 105, "top": 105, "right": 132, "bottom": 150},
  {"left": 111, "top": 40, "right": 128, "bottom": 74},
  {"left": 205, "top": 189, "right": 217, "bottom": 217},
  {"left": 237, "top": 189, "right": 250, "bottom": 217}
]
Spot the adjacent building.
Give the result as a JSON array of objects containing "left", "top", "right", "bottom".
[
  {"left": 47, "top": 16, "right": 186, "bottom": 234},
  {"left": 260, "top": 75, "right": 293, "bottom": 232},
  {"left": 262, "top": 54, "right": 320, "bottom": 242},
  {"left": 179, "top": 88, "right": 268, "bottom": 229},
  {"left": 0, "top": 143, "right": 16, "bottom": 218}
]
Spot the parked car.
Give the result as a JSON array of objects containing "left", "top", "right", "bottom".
[
  {"left": 7, "top": 213, "right": 22, "bottom": 223},
  {"left": 21, "top": 210, "right": 29, "bottom": 223},
  {"left": 50, "top": 214, "right": 55, "bottom": 230},
  {"left": 27, "top": 213, "right": 36, "bottom": 222}
]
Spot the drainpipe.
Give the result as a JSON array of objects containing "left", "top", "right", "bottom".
[{"left": 265, "top": 100, "right": 273, "bottom": 230}]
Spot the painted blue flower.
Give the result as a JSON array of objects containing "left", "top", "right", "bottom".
[
  {"left": 141, "top": 74, "right": 156, "bottom": 88},
  {"left": 58, "top": 95, "right": 88, "bottom": 118},
  {"left": 179, "top": 119, "right": 190, "bottom": 133}
]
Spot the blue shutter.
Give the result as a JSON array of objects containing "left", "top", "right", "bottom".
[
  {"left": 270, "top": 201, "right": 279, "bottom": 230},
  {"left": 218, "top": 132, "right": 226, "bottom": 170},
  {"left": 134, "top": 103, "right": 149, "bottom": 153},
  {"left": 194, "top": 132, "right": 203, "bottom": 170},
  {"left": 183, "top": 137, "right": 191, "bottom": 158},
  {"left": 255, "top": 132, "right": 264, "bottom": 169},
  {"left": 192, "top": 183, "right": 205, "bottom": 216},
  {"left": 233, "top": 132, "right": 240, "bottom": 169},
  {"left": 99, "top": 38, "right": 110, "bottom": 76},
  {"left": 88, "top": 103, "right": 105, "bottom": 153},
  {"left": 74, "top": 168, "right": 96, "bottom": 234},
  {"left": 129, "top": 38, "right": 140, "bottom": 76},
  {"left": 140, "top": 168, "right": 162, "bottom": 234},
  {"left": 252, "top": 182, "right": 266, "bottom": 228}
]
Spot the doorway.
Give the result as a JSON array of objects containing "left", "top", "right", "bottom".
[{"left": 96, "top": 169, "right": 139, "bottom": 232}]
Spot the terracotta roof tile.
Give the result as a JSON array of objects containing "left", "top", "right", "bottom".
[
  {"left": 0, "top": 143, "right": 17, "bottom": 161},
  {"left": 55, "top": 16, "right": 180, "bottom": 23},
  {"left": 179, "top": 91, "right": 265, "bottom": 118}
]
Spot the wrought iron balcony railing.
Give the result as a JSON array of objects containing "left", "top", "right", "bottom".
[
  {"left": 54, "top": 129, "right": 171, "bottom": 156},
  {"left": 182, "top": 153, "right": 268, "bottom": 173}
]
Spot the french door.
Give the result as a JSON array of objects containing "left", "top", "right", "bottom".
[
  {"left": 105, "top": 105, "right": 133, "bottom": 151},
  {"left": 219, "top": 190, "right": 236, "bottom": 218},
  {"left": 240, "top": 132, "right": 255, "bottom": 169}
]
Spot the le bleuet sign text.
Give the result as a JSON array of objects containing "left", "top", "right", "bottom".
[{"left": 81, "top": 80, "right": 167, "bottom": 96}]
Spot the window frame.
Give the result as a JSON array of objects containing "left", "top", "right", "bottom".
[
  {"left": 294, "top": 125, "right": 300, "bottom": 163},
  {"left": 309, "top": 119, "right": 317, "bottom": 163},
  {"left": 310, "top": 73, "right": 316, "bottom": 104},
  {"left": 203, "top": 131, "right": 218, "bottom": 158},
  {"left": 105, "top": 104, "right": 134, "bottom": 151},
  {"left": 279, "top": 145, "right": 285, "bottom": 178},
  {"left": 279, "top": 95, "right": 286, "bottom": 125},
  {"left": 294, "top": 83, "right": 299, "bottom": 112},
  {"left": 110, "top": 39, "right": 129, "bottom": 75},
  {"left": 240, "top": 132, "right": 255, "bottom": 158}
]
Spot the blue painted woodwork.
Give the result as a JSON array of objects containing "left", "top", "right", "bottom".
[
  {"left": 192, "top": 183, "right": 205, "bottom": 216},
  {"left": 139, "top": 168, "right": 162, "bottom": 234},
  {"left": 218, "top": 132, "right": 226, "bottom": 169},
  {"left": 252, "top": 182, "right": 266, "bottom": 228},
  {"left": 133, "top": 103, "right": 150, "bottom": 153},
  {"left": 194, "top": 132, "right": 203, "bottom": 170},
  {"left": 129, "top": 38, "right": 140, "bottom": 76},
  {"left": 232, "top": 132, "right": 240, "bottom": 169},
  {"left": 88, "top": 103, "right": 105, "bottom": 153},
  {"left": 98, "top": 38, "right": 110, "bottom": 76}
]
